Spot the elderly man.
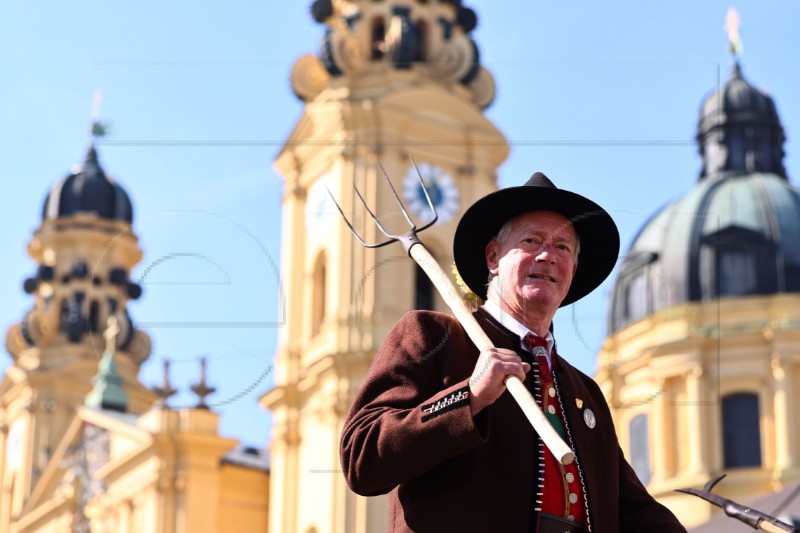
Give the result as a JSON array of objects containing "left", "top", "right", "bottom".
[{"left": 340, "top": 173, "right": 686, "bottom": 532}]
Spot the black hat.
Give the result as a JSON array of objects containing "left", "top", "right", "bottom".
[{"left": 453, "top": 172, "right": 620, "bottom": 307}]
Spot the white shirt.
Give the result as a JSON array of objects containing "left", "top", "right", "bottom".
[{"left": 482, "top": 299, "right": 555, "bottom": 368}]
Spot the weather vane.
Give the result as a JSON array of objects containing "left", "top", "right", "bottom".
[
  {"left": 89, "top": 89, "right": 111, "bottom": 139},
  {"left": 725, "top": 7, "right": 743, "bottom": 59}
]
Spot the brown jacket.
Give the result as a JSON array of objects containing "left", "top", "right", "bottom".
[{"left": 340, "top": 310, "right": 686, "bottom": 532}]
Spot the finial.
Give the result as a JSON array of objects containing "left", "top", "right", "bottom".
[
  {"left": 151, "top": 359, "right": 177, "bottom": 407},
  {"left": 103, "top": 315, "right": 119, "bottom": 354},
  {"left": 89, "top": 89, "right": 111, "bottom": 140},
  {"left": 190, "top": 357, "right": 216, "bottom": 409},
  {"left": 725, "top": 8, "right": 743, "bottom": 61}
]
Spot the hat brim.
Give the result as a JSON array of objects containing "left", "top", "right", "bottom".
[{"left": 453, "top": 186, "right": 620, "bottom": 307}]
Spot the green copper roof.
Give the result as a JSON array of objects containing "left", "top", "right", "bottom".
[{"left": 85, "top": 348, "right": 128, "bottom": 413}]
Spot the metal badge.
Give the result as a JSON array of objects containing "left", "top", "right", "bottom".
[{"left": 583, "top": 408, "right": 596, "bottom": 429}]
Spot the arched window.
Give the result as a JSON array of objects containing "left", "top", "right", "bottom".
[
  {"left": 89, "top": 300, "right": 100, "bottom": 332},
  {"left": 624, "top": 271, "right": 648, "bottom": 322},
  {"left": 722, "top": 393, "right": 762, "bottom": 468},
  {"left": 726, "top": 130, "right": 746, "bottom": 171},
  {"left": 717, "top": 247, "right": 758, "bottom": 295},
  {"left": 59, "top": 299, "right": 70, "bottom": 333},
  {"left": 414, "top": 19, "right": 428, "bottom": 62},
  {"left": 629, "top": 414, "right": 651, "bottom": 485},
  {"left": 311, "top": 253, "right": 327, "bottom": 337},
  {"left": 371, "top": 17, "right": 386, "bottom": 60},
  {"left": 611, "top": 252, "right": 657, "bottom": 329},
  {"left": 701, "top": 226, "right": 776, "bottom": 298},
  {"left": 415, "top": 264, "right": 434, "bottom": 311}
]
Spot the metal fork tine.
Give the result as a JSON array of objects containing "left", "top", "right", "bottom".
[
  {"left": 327, "top": 156, "right": 440, "bottom": 251},
  {"left": 351, "top": 180, "right": 395, "bottom": 242},
  {"left": 325, "top": 186, "right": 374, "bottom": 248},
  {"left": 702, "top": 474, "right": 726, "bottom": 492},
  {"left": 378, "top": 164, "right": 416, "bottom": 229},
  {"left": 407, "top": 155, "right": 439, "bottom": 231},
  {"left": 408, "top": 154, "right": 439, "bottom": 231}
]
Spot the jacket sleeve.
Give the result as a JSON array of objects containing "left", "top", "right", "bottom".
[{"left": 339, "top": 311, "right": 489, "bottom": 496}]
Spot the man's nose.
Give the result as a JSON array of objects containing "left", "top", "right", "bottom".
[{"left": 535, "top": 243, "right": 557, "bottom": 262}]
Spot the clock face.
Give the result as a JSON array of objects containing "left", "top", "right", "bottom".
[
  {"left": 402, "top": 163, "right": 459, "bottom": 224},
  {"left": 305, "top": 174, "right": 337, "bottom": 231}
]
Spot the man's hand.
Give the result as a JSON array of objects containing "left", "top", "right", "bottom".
[{"left": 468, "top": 348, "right": 530, "bottom": 416}]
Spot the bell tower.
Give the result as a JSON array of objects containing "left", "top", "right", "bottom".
[
  {"left": 261, "top": 1, "right": 508, "bottom": 532},
  {"left": 0, "top": 145, "right": 155, "bottom": 527}
]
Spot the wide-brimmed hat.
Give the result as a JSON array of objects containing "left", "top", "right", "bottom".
[{"left": 453, "top": 172, "right": 620, "bottom": 307}]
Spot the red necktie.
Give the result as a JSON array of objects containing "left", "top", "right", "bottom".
[{"left": 523, "top": 333, "right": 550, "bottom": 376}]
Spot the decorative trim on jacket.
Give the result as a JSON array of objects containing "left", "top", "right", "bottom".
[{"left": 421, "top": 387, "right": 470, "bottom": 422}]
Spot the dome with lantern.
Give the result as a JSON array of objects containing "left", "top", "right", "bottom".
[
  {"left": 41, "top": 145, "right": 133, "bottom": 223},
  {"left": 608, "top": 60, "right": 800, "bottom": 333}
]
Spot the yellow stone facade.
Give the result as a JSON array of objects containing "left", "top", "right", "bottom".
[{"left": 597, "top": 296, "right": 800, "bottom": 526}]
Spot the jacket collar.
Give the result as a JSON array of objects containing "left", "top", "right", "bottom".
[{"left": 475, "top": 307, "right": 564, "bottom": 371}]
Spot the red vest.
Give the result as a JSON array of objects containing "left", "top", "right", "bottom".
[{"left": 524, "top": 334, "right": 588, "bottom": 530}]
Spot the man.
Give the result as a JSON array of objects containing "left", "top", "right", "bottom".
[{"left": 340, "top": 173, "right": 686, "bottom": 532}]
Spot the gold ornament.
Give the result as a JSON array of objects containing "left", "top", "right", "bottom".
[{"left": 451, "top": 263, "right": 484, "bottom": 311}]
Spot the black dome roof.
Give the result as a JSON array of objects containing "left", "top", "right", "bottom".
[
  {"left": 42, "top": 146, "right": 133, "bottom": 223},
  {"left": 697, "top": 62, "right": 786, "bottom": 179},
  {"left": 609, "top": 63, "right": 798, "bottom": 333}
]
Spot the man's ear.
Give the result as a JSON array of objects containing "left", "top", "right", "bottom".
[{"left": 486, "top": 241, "right": 500, "bottom": 275}]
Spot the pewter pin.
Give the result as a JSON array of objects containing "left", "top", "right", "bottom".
[{"left": 583, "top": 408, "right": 596, "bottom": 429}]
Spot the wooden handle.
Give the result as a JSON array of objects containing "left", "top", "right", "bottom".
[
  {"left": 409, "top": 244, "right": 575, "bottom": 465},
  {"left": 759, "top": 520, "right": 798, "bottom": 533}
]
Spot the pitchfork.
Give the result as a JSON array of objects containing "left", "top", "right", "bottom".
[
  {"left": 676, "top": 475, "right": 799, "bottom": 532},
  {"left": 329, "top": 160, "right": 575, "bottom": 466}
]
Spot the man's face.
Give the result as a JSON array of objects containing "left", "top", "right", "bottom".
[{"left": 485, "top": 211, "right": 579, "bottom": 321}]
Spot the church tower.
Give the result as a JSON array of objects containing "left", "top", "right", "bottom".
[
  {"left": 596, "top": 51, "right": 800, "bottom": 526},
  {"left": 0, "top": 145, "right": 155, "bottom": 527},
  {"left": 260, "top": 1, "right": 508, "bottom": 531}
]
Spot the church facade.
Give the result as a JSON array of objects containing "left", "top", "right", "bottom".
[
  {"left": 0, "top": 146, "right": 269, "bottom": 532},
  {"left": 597, "top": 59, "right": 800, "bottom": 526}
]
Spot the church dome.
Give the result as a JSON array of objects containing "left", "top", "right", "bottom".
[
  {"left": 42, "top": 146, "right": 133, "bottom": 223},
  {"left": 609, "top": 64, "right": 799, "bottom": 333}
]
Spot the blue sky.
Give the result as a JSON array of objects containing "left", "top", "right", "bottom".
[{"left": 1, "top": 2, "right": 798, "bottom": 448}]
